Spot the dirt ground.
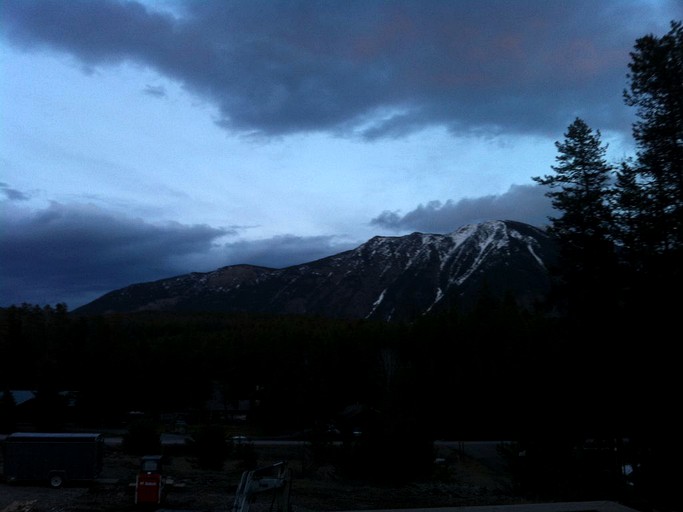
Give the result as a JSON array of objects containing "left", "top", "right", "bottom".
[{"left": 0, "top": 441, "right": 527, "bottom": 512}]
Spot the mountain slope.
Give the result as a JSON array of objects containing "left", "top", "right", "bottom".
[{"left": 74, "top": 220, "right": 557, "bottom": 321}]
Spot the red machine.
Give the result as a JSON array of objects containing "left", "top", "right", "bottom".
[{"left": 135, "top": 455, "right": 165, "bottom": 505}]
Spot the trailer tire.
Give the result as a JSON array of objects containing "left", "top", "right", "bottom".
[{"left": 49, "top": 472, "right": 65, "bottom": 488}]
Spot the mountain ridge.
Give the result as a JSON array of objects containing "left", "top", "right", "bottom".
[{"left": 74, "top": 220, "right": 558, "bottom": 321}]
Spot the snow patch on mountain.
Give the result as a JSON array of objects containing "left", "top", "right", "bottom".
[{"left": 75, "top": 220, "right": 557, "bottom": 321}]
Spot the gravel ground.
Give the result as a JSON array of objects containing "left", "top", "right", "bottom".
[{"left": 1, "top": 441, "right": 525, "bottom": 512}]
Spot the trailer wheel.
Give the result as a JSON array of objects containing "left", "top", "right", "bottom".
[{"left": 49, "top": 472, "right": 65, "bottom": 488}]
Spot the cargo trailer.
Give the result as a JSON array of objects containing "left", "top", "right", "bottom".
[{"left": 2, "top": 432, "right": 104, "bottom": 488}]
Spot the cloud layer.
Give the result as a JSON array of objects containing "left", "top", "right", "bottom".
[
  {"left": 0, "top": 198, "right": 358, "bottom": 308},
  {"left": 0, "top": 201, "right": 229, "bottom": 307},
  {"left": 4, "top": 0, "right": 677, "bottom": 139},
  {"left": 371, "top": 184, "right": 552, "bottom": 233}
]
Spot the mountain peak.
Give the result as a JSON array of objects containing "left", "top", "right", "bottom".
[{"left": 74, "top": 220, "right": 557, "bottom": 321}]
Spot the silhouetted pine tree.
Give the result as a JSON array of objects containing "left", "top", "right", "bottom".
[
  {"left": 618, "top": 20, "right": 683, "bottom": 510},
  {"left": 624, "top": 20, "right": 683, "bottom": 258},
  {"left": 533, "top": 117, "right": 617, "bottom": 321}
]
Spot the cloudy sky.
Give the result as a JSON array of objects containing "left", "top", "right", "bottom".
[{"left": 1, "top": 0, "right": 681, "bottom": 309}]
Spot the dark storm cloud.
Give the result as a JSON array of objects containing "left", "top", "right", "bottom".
[
  {"left": 370, "top": 184, "right": 553, "bottom": 233},
  {"left": 0, "top": 182, "right": 29, "bottom": 201},
  {"left": 0, "top": 201, "right": 231, "bottom": 308},
  {"left": 3, "top": 0, "right": 680, "bottom": 139},
  {"left": 0, "top": 201, "right": 358, "bottom": 308}
]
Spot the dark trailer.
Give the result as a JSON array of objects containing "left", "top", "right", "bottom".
[{"left": 2, "top": 432, "right": 104, "bottom": 488}]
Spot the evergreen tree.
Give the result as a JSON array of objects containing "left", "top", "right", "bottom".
[
  {"left": 619, "top": 23, "right": 683, "bottom": 509},
  {"left": 533, "top": 118, "right": 616, "bottom": 319},
  {"left": 534, "top": 118, "right": 614, "bottom": 244},
  {"left": 611, "top": 160, "right": 648, "bottom": 263},
  {"left": 624, "top": 20, "right": 683, "bottom": 256}
]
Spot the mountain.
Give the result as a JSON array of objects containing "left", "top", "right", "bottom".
[{"left": 74, "top": 220, "right": 558, "bottom": 321}]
